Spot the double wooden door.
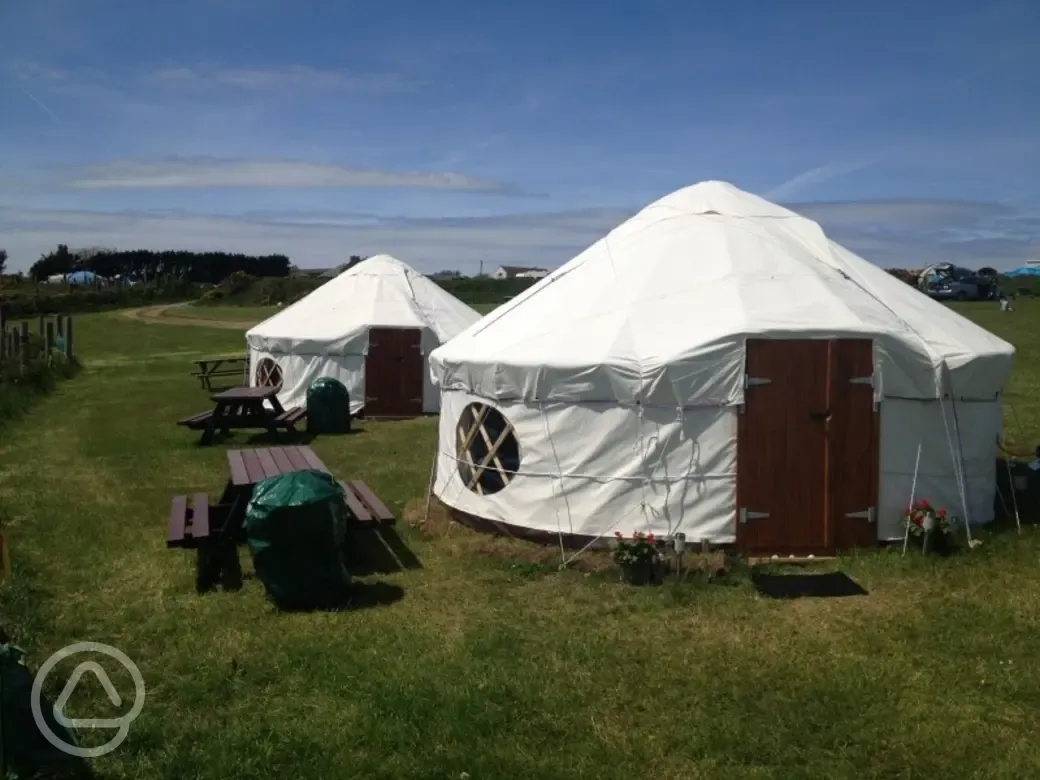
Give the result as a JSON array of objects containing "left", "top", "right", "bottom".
[
  {"left": 364, "top": 327, "right": 424, "bottom": 419},
  {"left": 736, "top": 339, "right": 879, "bottom": 555}
]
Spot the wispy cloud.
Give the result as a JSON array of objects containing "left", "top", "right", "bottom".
[
  {"left": 1, "top": 197, "right": 1037, "bottom": 274},
  {"left": 765, "top": 157, "right": 883, "bottom": 200},
  {"left": 57, "top": 158, "right": 528, "bottom": 194},
  {"left": 6, "top": 60, "right": 421, "bottom": 95},
  {"left": 19, "top": 87, "right": 60, "bottom": 123},
  {"left": 146, "top": 65, "right": 422, "bottom": 94}
]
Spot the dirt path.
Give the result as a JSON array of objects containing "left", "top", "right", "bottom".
[{"left": 119, "top": 303, "right": 256, "bottom": 330}]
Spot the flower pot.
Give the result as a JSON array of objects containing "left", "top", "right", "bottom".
[
  {"left": 619, "top": 560, "right": 657, "bottom": 586},
  {"left": 920, "top": 529, "right": 954, "bottom": 556}
]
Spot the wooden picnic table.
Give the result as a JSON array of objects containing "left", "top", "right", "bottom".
[
  {"left": 177, "top": 385, "right": 306, "bottom": 446},
  {"left": 192, "top": 354, "right": 249, "bottom": 391},
  {"left": 167, "top": 445, "right": 395, "bottom": 593}
]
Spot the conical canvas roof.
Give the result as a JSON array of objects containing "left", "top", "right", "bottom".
[
  {"left": 431, "top": 181, "right": 1013, "bottom": 404},
  {"left": 247, "top": 254, "right": 482, "bottom": 355}
]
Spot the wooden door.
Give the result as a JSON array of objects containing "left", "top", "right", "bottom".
[
  {"left": 364, "top": 328, "right": 424, "bottom": 418},
  {"left": 736, "top": 339, "right": 878, "bottom": 555}
]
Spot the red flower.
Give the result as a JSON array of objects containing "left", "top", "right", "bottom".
[
  {"left": 937, "top": 508, "right": 947, "bottom": 518},
  {"left": 911, "top": 513, "right": 923, "bottom": 526},
  {"left": 916, "top": 499, "right": 929, "bottom": 509},
  {"left": 647, "top": 534, "right": 656, "bottom": 544}
]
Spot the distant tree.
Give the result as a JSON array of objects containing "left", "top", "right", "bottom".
[{"left": 0, "top": 249, "right": 7, "bottom": 275}]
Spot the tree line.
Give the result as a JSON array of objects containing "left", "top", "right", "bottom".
[{"left": 25, "top": 246, "right": 291, "bottom": 285}]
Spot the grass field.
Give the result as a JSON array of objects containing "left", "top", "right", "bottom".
[{"left": 2, "top": 302, "right": 1039, "bottom": 779}]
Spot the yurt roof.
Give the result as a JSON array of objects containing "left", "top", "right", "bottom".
[
  {"left": 246, "top": 254, "right": 482, "bottom": 353},
  {"left": 430, "top": 181, "right": 1014, "bottom": 403}
]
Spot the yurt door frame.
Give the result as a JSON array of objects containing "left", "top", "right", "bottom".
[
  {"left": 364, "top": 327, "right": 424, "bottom": 418},
  {"left": 736, "top": 338, "right": 879, "bottom": 555}
]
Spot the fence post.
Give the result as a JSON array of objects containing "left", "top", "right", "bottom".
[
  {"left": 19, "top": 322, "right": 28, "bottom": 370},
  {"left": 37, "top": 314, "right": 45, "bottom": 339},
  {"left": 45, "top": 319, "right": 54, "bottom": 355},
  {"left": 0, "top": 303, "right": 6, "bottom": 363},
  {"left": 56, "top": 314, "right": 65, "bottom": 340},
  {"left": 65, "top": 318, "right": 74, "bottom": 360}
]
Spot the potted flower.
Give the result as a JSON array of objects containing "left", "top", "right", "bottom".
[
  {"left": 903, "top": 499, "right": 955, "bottom": 555},
  {"left": 611, "top": 531, "right": 664, "bottom": 585}
]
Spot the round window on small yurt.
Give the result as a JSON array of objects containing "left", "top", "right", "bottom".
[
  {"left": 255, "top": 357, "right": 283, "bottom": 388},
  {"left": 456, "top": 402, "right": 520, "bottom": 495}
]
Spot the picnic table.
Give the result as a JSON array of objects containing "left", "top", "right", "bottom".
[
  {"left": 192, "top": 355, "right": 249, "bottom": 391},
  {"left": 177, "top": 385, "right": 306, "bottom": 445},
  {"left": 166, "top": 445, "right": 395, "bottom": 593}
]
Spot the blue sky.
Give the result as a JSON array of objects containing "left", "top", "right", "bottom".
[{"left": 1, "top": 0, "right": 1038, "bottom": 273}]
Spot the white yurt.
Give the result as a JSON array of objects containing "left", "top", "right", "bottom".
[
  {"left": 247, "top": 254, "right": 483, "bottom": 418},
  {"left": 428, "top": 181, "right": 1015, "bottom": 555}
]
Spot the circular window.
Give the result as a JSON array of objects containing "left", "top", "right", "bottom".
[
  {"left": 255, "top": 357, "right": 283, "bottom": 388},
  {"left": 456, "top": 402, "right": 520, "bottom": 495}
]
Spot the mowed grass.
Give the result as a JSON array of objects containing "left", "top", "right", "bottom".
[{"left": 1, "top": 303, "right": 1040, "bottom": 779}]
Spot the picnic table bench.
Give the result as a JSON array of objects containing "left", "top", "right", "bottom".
[
  {"left": 192, "top": 355, "right": 249, "bottom": 391},
  {"left": 177, "top": 385, "right": 306, "bottom": 445},
  {"left": 166, "top": 445, "right": 394, "bottom": 592}
]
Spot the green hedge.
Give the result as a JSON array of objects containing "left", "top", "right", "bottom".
[
  {"left": 0, "top": 282, "right": 201, "bottom": 318},
  {"left": 194, "top": 272, "right": 540, "bottom": 307}
]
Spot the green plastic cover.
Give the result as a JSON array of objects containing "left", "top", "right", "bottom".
[
  {"left": 306, "top": 377, "right": 351, "bottom": 434},
  {"left": 244, "top": 470, "right": 353, "bottom": 610},
  {"left": 1, "top": 643, "right": 81, "bottom": 778}
]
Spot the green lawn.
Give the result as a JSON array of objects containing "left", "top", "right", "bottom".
[{"left": 1, "top": 303, "right": 1039, "bottom": 779}]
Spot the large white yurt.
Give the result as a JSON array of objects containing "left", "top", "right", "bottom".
[
  {"left": 247, "top": 254, "right": 482, "bottom": 418},
  {"left": 428, "top": 181, "right": 1015, "bottom": 555}
]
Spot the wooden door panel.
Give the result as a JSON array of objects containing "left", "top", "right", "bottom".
[
  {"left": 829, "top": 339, "right": 878, "bottom": 550},
  {"left": 365, "top": 327, "right": 424, "bottom": 418},
  {"left": 737, "top": 339, "right": 830, "bottom": 554}
]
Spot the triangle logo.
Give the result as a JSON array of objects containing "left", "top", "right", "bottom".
[{"left": 52, "top": 661, "right": 123, "bottom": 728}]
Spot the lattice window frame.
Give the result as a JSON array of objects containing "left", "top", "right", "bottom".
[
  {"left": 255, "top": 357, "right": 283, "bottom": 388},
  {"left": 455, "top": 402, "right": 519, "bottom": 495}
]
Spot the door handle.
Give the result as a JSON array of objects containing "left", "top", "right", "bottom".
[{"left": 809, "top": 410, "right": 831, "bottom": 422}]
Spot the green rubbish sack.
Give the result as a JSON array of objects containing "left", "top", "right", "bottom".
[
  {"left": 244, "top": 470, "right": 353, "bottom": 610},
  {"left": 1, "top": 643, "right": 82, "bottom": 778},
  {"left": 306, "top": 377, "right": 351, "bottom": 435}
]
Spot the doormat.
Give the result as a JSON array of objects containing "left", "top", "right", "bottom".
[{"left": 751, "top": 570, "right": 868, "bottom": 599}]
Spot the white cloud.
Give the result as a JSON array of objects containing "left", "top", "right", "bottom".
[{"left": 60, "top": 158, "right": 525, "bottom": 194}]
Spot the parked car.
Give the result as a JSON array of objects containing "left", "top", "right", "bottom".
[{"left": 921, "top": 263, "right": 990, "bottom": 301}]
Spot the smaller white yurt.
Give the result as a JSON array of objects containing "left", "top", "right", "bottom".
[{"left": 246, "top": 255, "right": 482, "bottom": 418}]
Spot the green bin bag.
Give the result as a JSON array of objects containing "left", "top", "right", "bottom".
[
  {"left": 306, "top": 378, "right": 351, "bottom": 435},
  {"left": 244, "top": 470, "right": 353, "bottom": 610},
  {"left": 1, "top": 643, "right": 82, "bottom": 778}
]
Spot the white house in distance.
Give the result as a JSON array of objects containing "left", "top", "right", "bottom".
[
  {"left": 246, "top": 254, "right": 482, "bottom": 418},
  {"left": 490, "top": 265, "right": 550, "bottom": 280},
  {"left": 429, "top": 180, "right": 1014, "bottom": 556}
]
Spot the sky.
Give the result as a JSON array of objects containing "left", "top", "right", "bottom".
[{"left": 1, "top": 0, "right": 1038, "bottom": 274}]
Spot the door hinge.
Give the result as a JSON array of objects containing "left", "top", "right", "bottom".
[
  {"left": 849, "top": 375, "right": 873, "bottom": 386},
  {"left": 845, "top": 507, "right": 876, "bottom": 523},
  {"left": 745, "top": 375, "right": 772, "bottom": 388},
  {"left": 739, "top": 508, "right": 770, "bottom": 524}
]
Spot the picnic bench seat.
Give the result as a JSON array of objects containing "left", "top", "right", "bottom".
[
  {"left": 340, "top": 480, "right": 395, "bottom": 527},
  {"left": 275, "top": 407, "right": 307, "bottom": 427},
  {"left": 177, "top": 410, "right": 215, "bottom": 429},
  {"left": 168, "top": 493, "right": 213, "bottom": 548}
]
